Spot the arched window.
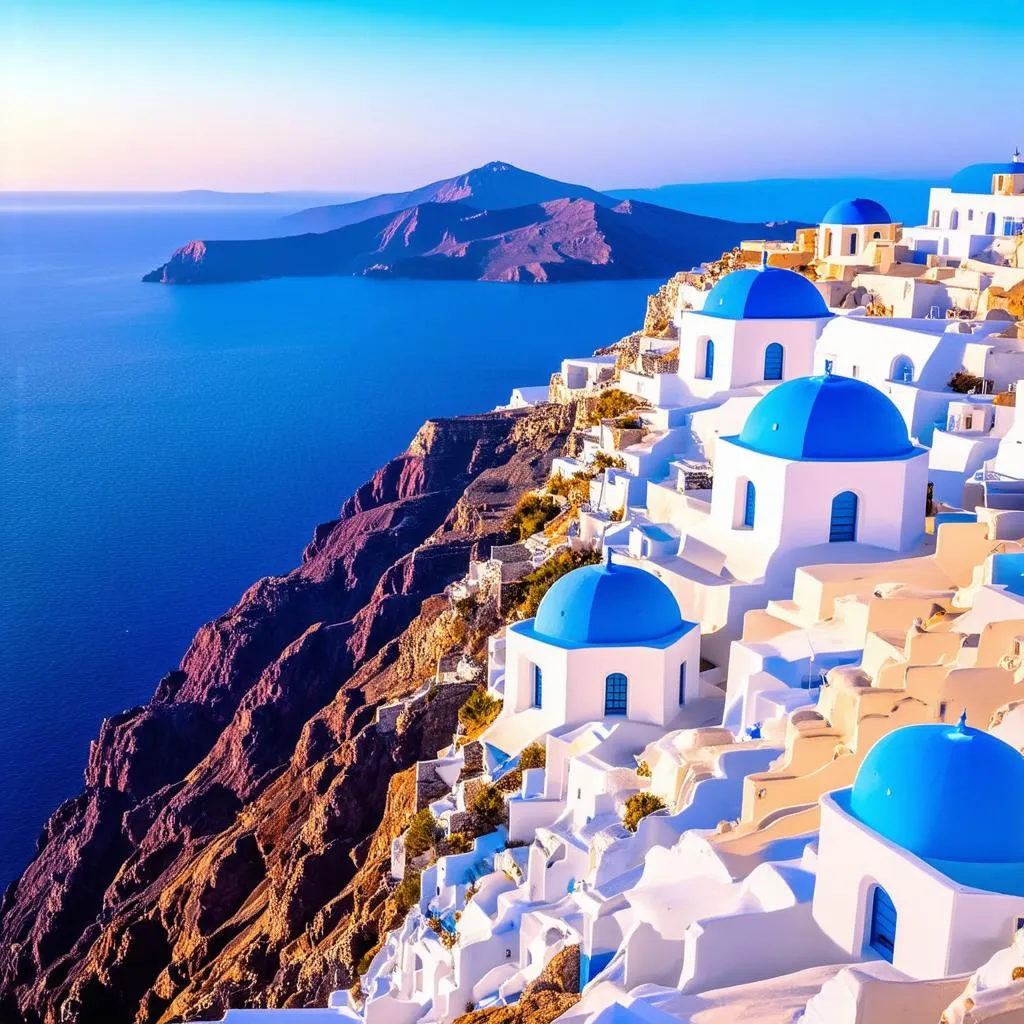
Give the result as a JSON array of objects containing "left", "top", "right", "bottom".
[
  {"left": 743, "top": 480, "right": 756, "bottom": 528},
  {"left": 950, "top": 208, "right": 960, "bottom": 230},
  {"left": 763, "top": 342, "right": 784, "bottom": 381},
  {"left": 890, "top": 355, "right": 914, "bottom": 383},
  {"left": 986, "top": 211, "right": 996, "bottom": 234},
  {"left": 930, "top": 210, "right": 940, "bottom": 228},
  {"left": 678, "top": 663, "right": 687, "bottom": 705},
  {"left": 533, "top": 665, "right": 543, "bottom": 708},
  {"left": 849, "top": 232, "right": 857, "bottom": 255},
  {"left": 829, "top": 491, "right": 858, "bottom": 542},
  {"left": 604, "top": 673, "right": 628, "bottom": 716},
  {"left": 868, "top": 885, "right": 897, "bottom": 963},
  {"left": 824, "top": 229, "right": 833, "bottom": 256},
  {"left": 703, "top": 339, "right": 715, "bottom": 380},
  {"left": 872, "top": 230, "right": 882, "bottom": 240}
]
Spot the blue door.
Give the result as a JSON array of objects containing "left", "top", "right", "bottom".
[
  {"left": 704, "top": 339, "right": 715, "bottom": 379},
  {"left": 829, "top": 491, "right": 858, "bottom": 542},
  {"left": 869, "top": 885, "right": 897, "bottom": 962},
  {"left": 763, "top": 343, "right": 783, "bottom": 381},
  {"left": 743, "top": 481, "right": 756, "bottom": 528},
  {"left": 533, "top": 665, "right": 543, "bottom": 708}
]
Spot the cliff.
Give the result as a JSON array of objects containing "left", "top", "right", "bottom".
[
  {"left": 143, "top": 197, "right": 802, "bottom": 286},
  {"left": 0, "top": 403, "right": 575, "bottom": 1023}
]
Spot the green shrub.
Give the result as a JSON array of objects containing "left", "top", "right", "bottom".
[
  {"left": 356, "top": 941, "right": 382, "bottom": 979},
  {"left": 518, "top": 742, "right": 546, "bottom": 770},
  {"left": 458, "top": 688, "right": 502, "bottom": 739},
  {"left": 472, "top": 785, "right": 506, "bottom": 829},
  {"left": 405, "top": 807, "right": 440, "bottom": 859},
  {"left": 393, "top": 870, "right": 422, "bottom": 914},
  {"left": 586, "top": 389, "right": 644, "bottom": 426},
  {"left": 445, "top": 832, "right": 474, "bottom": 855},
  {"left": 592, "top": 452, "right": 626, "bottom": 472},
  {"left": 547, "top": 471, "right": 595, "bottom": 505},
  {"left": 506, "top": 548, "right": 602, "bottom": 621},
  {"left": 622, "top": 792, "right": 666, "bottom": 833},
  {"left": 454, "top": 594, "right": 478, "bottom": 618},
  {"left": 506, "top": 492, "right": 560, "bottom": 541},
  {"left": 949, "top": 370, "right": 983, "bottom": 394}
]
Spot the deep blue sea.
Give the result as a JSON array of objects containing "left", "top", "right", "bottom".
[{"left": 0, "top": 205, "right": 657, "bottom": 884}]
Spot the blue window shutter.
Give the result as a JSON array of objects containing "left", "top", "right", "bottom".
[
  {"left": 763, "top": 343, "right": 783, "bottom": 381},
  {"left": 869, "top": 886, "right": 897, "bottom": 962},
  {"left": 533, "top": 665, "right": 543, "bottom": 707},
  {"left": 743, "top": 481, "right": 756, "bottom": 528},
  {"left": 829, "top": 491, "right": 858, "bottom": 542},
  {"left": 678, "top": 663, "right": 686, "bottom": 705}
]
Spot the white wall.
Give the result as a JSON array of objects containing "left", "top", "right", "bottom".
[
  {"left": 502, "top": 622, "right": 700, "bottom": 733},
  {"left": 711, "top": 439, "right": 928, "bottom": 556}
]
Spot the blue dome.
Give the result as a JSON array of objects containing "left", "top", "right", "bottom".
[
  {"left": 820, "top": 198, "right": 892, "bottom": 226},
  {"left": 951, "top": 162, "right": 1024, "bottom": 194},
  {"left": 849, "top": 720, "right": 1024, "bottom": 864},
  {"left": 701, "top": 266, "right": 830, "bottom": 321},
  {"left": 733, "top": 374, "right": 915, "bottom": 461},
  {"left": 533, "top": 558, "right": 687, "bottom": 646}
]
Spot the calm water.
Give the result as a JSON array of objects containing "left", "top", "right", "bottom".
[{"left": 0, "top": 206, "right": 657, "bottom": 884}]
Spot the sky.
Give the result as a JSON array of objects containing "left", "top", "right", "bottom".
[{"left": 1, "top": 0, "right": 1022, "bottom": 193}]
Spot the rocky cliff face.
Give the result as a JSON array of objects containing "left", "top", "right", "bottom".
[{"left": 0, "top": 404, "right": 574, "bottom": 1024}]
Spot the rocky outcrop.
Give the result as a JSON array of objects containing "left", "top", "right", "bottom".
[
  {"left": 0, "top": 403, "right": 575, "bottom": 1024},
  {"left": 452, "top": 945, "right": 581, "bottom": 1024}
]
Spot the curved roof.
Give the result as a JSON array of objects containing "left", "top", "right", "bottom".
[
  {"left": 701, "top": 266, "right": 830, "bottom": 321},
  {"left": 820, "top": 198, "right": 892, "bottom": 226},
  {"left": 532, "top": 558, "right": 689, "bottom": 646},
  {"left": 951, "top": 162, "right": 1024, "bottom": 194},
  {"left": 849, "top": 719, "right": 1024, "bottom": 865},
  {"left": 731, "top": 373, "right": 915, "bottom": 461}
]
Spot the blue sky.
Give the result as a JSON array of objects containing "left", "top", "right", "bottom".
[{"left": 2, "top": 0, "right": 1021, "bottom": 191}]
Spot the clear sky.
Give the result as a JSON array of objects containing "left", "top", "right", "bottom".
[{"left": 2, "top": 0, "right": 1021, "bottom": 192}]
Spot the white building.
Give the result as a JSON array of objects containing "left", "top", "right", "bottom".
[
  {"left": 494, "top": 554, "right": 701, "bottom": 749},
  {"left": 815, "top": 198, "right": 899, "bottom": 265},
  {"left": 677, "top": 255, "right": 833, "bottom": 399},
  {"left": 905, "top": 157, "right": 1024, "bottom": 261}
]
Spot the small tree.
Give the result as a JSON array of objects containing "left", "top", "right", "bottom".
[
  {"left": 405, "top": 807, "right": 440, "bottom": 859},
  {"left": 472, "top": 785, "right": 506, "bottom": 829},
  {"left": 458, "top": 687, "right": 502, "bottom": 738},
  {"left": 949, "top": 370, "right": 983, "bottom": 394},
  {"left": 393, "top": 870, "right": 422, "bottom": 914},
  {"left": 506, "top": 493, "right": 561, "bottom": 540},
  {"left": 519, "top": 742, "right": 546, "bottom": 770},
  {"left": 622, "top": 792, "right": 666, "bottom": 833}
]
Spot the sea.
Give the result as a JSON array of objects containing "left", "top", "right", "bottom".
[{"left": 0, "top": 202, "right": 658, "bottom": 885}]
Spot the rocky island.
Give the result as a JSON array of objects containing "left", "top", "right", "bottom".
[{"left": 143, "top": 162, "right": 802, "bottom": 285}]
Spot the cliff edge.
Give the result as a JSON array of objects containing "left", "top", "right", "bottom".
[{"left": 0, "top": 403, "right": 574, "bottom": 1023}]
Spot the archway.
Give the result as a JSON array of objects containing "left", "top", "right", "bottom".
[
  {"left": 868, "top": 885, "right": 897, "bottom": 962},
  {"left": 829, "top": 491, "right": 858, "bottom": 542},
  {"left": 890, "top": 354, "right": 914, "bottom": 383}
]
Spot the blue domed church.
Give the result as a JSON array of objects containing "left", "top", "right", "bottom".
[
  {"left": 678, "top": 255, "right": 833, "bottom": 398},
  {"left": 710, "top": 371, "right": 929, "bottom": 556},
  {"left": 814, "top": 717, "right": 1024, "bottom": 979},
  {"left": 500, "top": 554, "right": 700, "bottom": 733}
]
